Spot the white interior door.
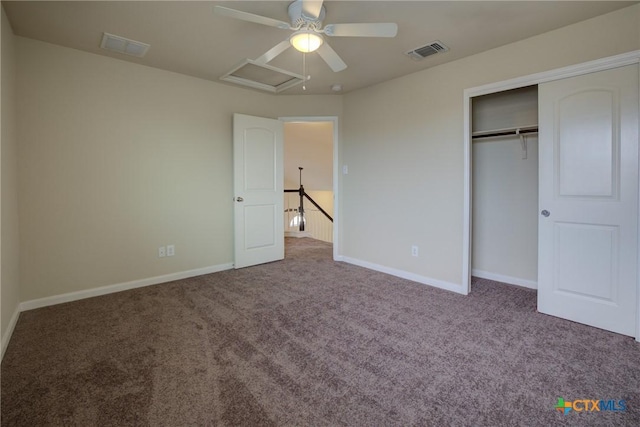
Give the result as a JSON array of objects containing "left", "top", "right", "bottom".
[
  {"left": 538, "top": 65, "right": 639, "bottom": 336},
  {"left": 233, "top": 113, "right": 284, "bottom": 269}
]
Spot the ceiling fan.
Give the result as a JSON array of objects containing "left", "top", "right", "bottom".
[{"left": 214, "top": 0, "right": 398, "bottom": 72}]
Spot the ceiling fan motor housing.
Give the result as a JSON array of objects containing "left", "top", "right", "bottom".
[{"left": 288, "top": 0, "right": 325, "bottom": 30}]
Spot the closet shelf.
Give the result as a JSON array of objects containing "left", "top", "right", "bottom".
[{"left": 472, "top": 124, "right": 538, "bottom": 140}]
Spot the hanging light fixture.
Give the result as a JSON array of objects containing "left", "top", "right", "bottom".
[
  {"left": 289, "top": 212, "right": 306, "bottom": 228},
  {"left": 289, "top": 30, "right": 324, "bottom": 53}
]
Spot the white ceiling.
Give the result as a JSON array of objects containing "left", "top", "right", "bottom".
[{"left": 3, "top": 1, "right": 637, "bottom": 95}]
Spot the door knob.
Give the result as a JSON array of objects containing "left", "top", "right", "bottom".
[
  {"left": 541, "top": 209, "right": 550, "bottom": 217},
  {"left": 236, "top": 197, "right": 244, "bottom": 202}
]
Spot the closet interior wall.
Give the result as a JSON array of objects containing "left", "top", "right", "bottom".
[{"left": 471, "top": 86, "right": 539, "bottom": 288}]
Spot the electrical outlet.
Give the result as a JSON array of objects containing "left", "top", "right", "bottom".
[
  {"left": 167, "top": 244, "right": 175, "bottom": 257},
  {"left": 411, "top": 245, "right": 419, "bottom": 257},
  {"left": 342, "top": 164, "right": 348, "bottom": 174},
  {"left": 158, "top": 246, "right": 166, "bottom": 258}
]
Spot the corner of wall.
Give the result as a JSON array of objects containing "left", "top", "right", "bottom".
[
  {"left": 1, "top": 306, "right": 20, "bottom": 360},
  {"left": 1, "top": 4, "right": 21, "bottom": 360}
]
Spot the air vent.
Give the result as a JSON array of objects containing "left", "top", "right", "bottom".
[
  {"left": 220, "top": 60, "right": 304, "bottom": 93},
  {"left": 406, "top": 41, "right": 449, "bottom": 60},
  {"left": 100, "top": 33, "right": 150, "bottom": 58}
]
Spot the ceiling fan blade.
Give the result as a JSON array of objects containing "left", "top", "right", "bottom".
[
  {"left": 324, "top": 23, "right": 398, "bottom": 38},
  {"left": 254, "top": 40, "right": 292, "bottom": 64},
  {"left": 213, "top": 6, "right": 291, "bottom": 30},
  {"left": 301, "top": 0, "right": 324, "bottom": 20},
  {"left": 317, "top": 43, "right": 347, "bottom": 72}
]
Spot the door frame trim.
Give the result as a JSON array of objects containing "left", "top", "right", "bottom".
[
  {"left": 279, "top": 116, "right": 340, "bottom": 261},
  {"left": 461, "top": 50, "right": 640, "bottom": 339}
]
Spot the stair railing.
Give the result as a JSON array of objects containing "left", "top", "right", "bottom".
[{"left": 284, "top": 167, "right": 333, "bottom": 233}]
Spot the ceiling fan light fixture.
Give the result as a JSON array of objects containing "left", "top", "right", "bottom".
[{"left": 290, "top": 30, "right": 323, "bottom": 53}]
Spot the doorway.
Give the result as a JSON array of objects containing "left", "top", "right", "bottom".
[{"left": 280, "top": 116, "right": 340, "bottom": 261}]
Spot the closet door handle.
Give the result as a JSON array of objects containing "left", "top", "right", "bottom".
[
  {"left": 541, "top": 210, "right": 550, "bottom": 217},
  {"left": 236, "top": 197, "right": 244, "bottom": 202}
]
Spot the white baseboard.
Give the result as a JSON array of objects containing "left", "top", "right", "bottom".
[
  {"left": 339, "top": 256, "right": 466, "bottom": 295},
  {"left": 1, "top": 305, "right": 21, "bottom": 361},
  {"left": 472, "top": 269, "right": 537, "bottom": 289},
  {"left": 285, "top": 231, "right": 312, "bottom": 238},
  {"left": 20, "top": 263, "right": 234, "bottom": 312}
]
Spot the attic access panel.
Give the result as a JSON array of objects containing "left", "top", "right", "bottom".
[{"left": 221, "top": 60, "right": 304, "bottom": 93}]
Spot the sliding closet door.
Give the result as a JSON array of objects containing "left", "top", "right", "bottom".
[{"left": 538, "top": 64, "right": 639, "bottom": 336}]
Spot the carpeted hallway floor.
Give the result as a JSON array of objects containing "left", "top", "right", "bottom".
[{"left": 2, "top": 237, "right": 639, "bottom": 426}]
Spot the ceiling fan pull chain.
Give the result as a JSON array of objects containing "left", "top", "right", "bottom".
[{"left": 302, "top": 52, "right": 307, "bottom": 90}]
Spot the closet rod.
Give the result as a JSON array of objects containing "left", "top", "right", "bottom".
[{"left": 472, "top": 125, "right": 538, "bottom": 140}]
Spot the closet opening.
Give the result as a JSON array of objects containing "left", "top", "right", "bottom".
[{"left": 471, "top": 85, "right": 539, "bottom": 290}]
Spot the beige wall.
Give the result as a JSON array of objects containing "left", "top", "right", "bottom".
[
  {"left": 284, "top": 122, "right": 333, "bottom": 190},
  {"left": 341, "top": 4, "right": 640, "bottom": 287},
  {"left": 16, "top": 37, "right": 342, "bottom": 301},
  {"left": 1, "top": 6, "right": 20, "bottom": 346}
]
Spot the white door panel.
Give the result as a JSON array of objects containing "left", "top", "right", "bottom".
[
  {"left": 538, "top": 65, "right": 638, "bottom": 336},
  {"left": 553, "top": 222, "right": 618, "bottom": 301},
  {"left": 557, "top": 89, "right": 616, "bottom": 197},
  {"left": 233, "top": 114, "right": 284, "bottom": 269}
]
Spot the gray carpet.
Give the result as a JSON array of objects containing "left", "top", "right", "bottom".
[{"left": 2, "top": 237, "right": 639, "bottom": 426}]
